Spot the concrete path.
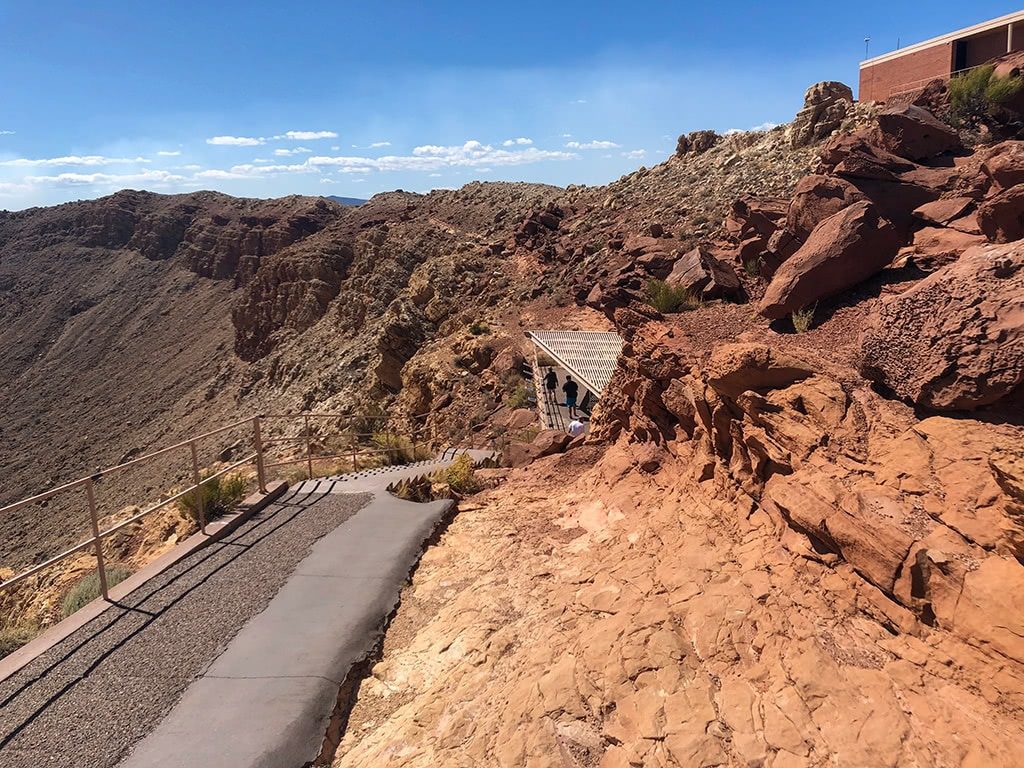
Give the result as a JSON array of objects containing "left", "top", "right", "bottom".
[
  {"left": 0, "top": 489, "right": 368, "bottom": 768},
  {"left": 0, "top": 451, "right": 487, "bottom": 768},
  {"left": 119, "top": 452, "right": 486, "bottom": 768}
]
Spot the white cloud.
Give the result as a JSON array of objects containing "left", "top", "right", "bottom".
[
  {"left": 0, "top": 130, "right": 15, "bottom": 136},
  {"left": 330, "top": 145, "right": 341, "bottom": 150},
  {"left": 273, "top": 146, "right": 312, "bottom": 156},
  {"left": 725, "top": 121, "right": 780, "bottom": 136},
  {"left": 0, "top": 155, "right": 150, "bottom": 167},
  {"left": 369, "top": 141, "right": 391, "bottom": 148},
  {"left": 179, "top": 164, "right": 202, "bottom": 171},
  {"left": 276, "top": 130, "right": 337, "bottom": 140},
  {"left": 309, "top": 140, "right": 574, "bottom": 173},
  {"left": 207, "top": 135, "right": 264, "bottom": 146},
  {"left": 156, "top": 150, "right": 181, "bottom": 157},
  {"left": 502, "top": 137, "right": 533, "bottom": 146},
  {"left": 561, "top": 133, "right": 573, "bottom": 138},
  {"left": 565, "top": 140, "right": 619, "bottom": 150},
  {"left": 319, "top": 178, "right": 338, "bottom": 184},
  {"left": 428, "top": 172, "right": 442, "bottom": 177},
  {"left": 570, "top": 99, "right": 587, "bottom": 104},
  {"left": 621, "top": 149, "right": 646, "bottom": 159},
  {"left": 25, "top": 169, "right": 184, "bottom": 186}
]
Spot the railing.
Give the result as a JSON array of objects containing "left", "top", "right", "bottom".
[
  {"left": 0, "top": 410, "right": 467, "bottom": 603},
  {"left": 883, "top": 64, "right": 984, "bottom": 101}
]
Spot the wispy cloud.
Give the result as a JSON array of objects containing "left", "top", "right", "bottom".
[
  {"left": 156, "top": 150, "right": 181, "bottom": 157},
  {"left": 273, "top": 147, "right": 312, "bottom": 156},
  {"left": 276, "top": 130, "right": 337, "bottom": 140},
  {"left": 724, "top": 121, "right": 779, "bottom": 136},
  {"left": 565, "top": 140, "right": 619, "bottom": 150},
  {"left": 0, "top": 130, "right": 15, "bottom": 136},
  {"left": 621, "top": 149, "right": 646, "bottom": 159},
  {"left": 24, "top": 169, "right": 184, "bottom": 186},
  {"left": 207, "top": 135, "right": 264, "bottom": 146},
  {"left": 368, "top": 140, "right": 390, "bottom": 148},
  {"left": 569, "top": 99, "right": 587, "bottom": 104},
  {"left": 502, "top": 137, "right": 533, "bottom": 146},
  {"left": 0, "top": 155, "right": 150, "bottom": 167}
]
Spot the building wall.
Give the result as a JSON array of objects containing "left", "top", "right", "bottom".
[
  {"left": 859, "top": 42, "right": 953, "bottom": 101},
  {"left": 964, "top": 27, "right": 1011, "bottom": 68},
  {"left": 1012, "top": 23, "right": 1024, "bottom": 52}
]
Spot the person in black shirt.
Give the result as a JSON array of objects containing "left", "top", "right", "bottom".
[
  {"left": 562, "top": 375, "right": 580, "bottom": 418},
  {"left": 544, "top": 368, "right": 558, "bottom": 394}
]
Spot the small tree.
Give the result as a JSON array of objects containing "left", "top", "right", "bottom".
[{"left": 947, "top": 64, "right": 1023, "bottom": 127}]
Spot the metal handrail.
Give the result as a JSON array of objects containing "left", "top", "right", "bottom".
[
  {"left": 0, "top": 410, "right": 444, "bottom": 603},
  {"left": 883, "top": 63, "right": 984, "bottom": 100}
]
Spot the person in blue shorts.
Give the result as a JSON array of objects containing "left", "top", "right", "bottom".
[{"left": 562, "top": 375, "right": 580, "bottom": 418}]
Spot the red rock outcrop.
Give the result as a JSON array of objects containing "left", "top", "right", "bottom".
[
  {"left": 758, "top": 201, "right": 900, "bottom": 319},
  {"left": 860, "top": 242, "right": 1024, "bottom": 410},
  {"left": 868, "top": 103, "right": 962, "bottom": 162},
  {"left": 665, "top": 245, "right": 742, "bottom": 300}
]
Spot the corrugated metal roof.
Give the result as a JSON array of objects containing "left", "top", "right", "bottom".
[{"left": 527, "top": 330, "right": 623, "bottom": 395}]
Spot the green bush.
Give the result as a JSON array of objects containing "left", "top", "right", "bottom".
[
  {"left": 791, "top": 304, "right": 816, "bottom": 333},
  {"left": 507, "top": 384, "right": 530, "bottom": 409},
  {"left": 436, "top": 453, "right": 480, "bottom": 495},
  {"left": 176, "top": 472, "right": 248, "bottom": 523},
  {"left": 469, "top": 319, "right": 491, "bottom": 336},
  {"left": 0, "top": 623, "right": 38, "bottom": 660},
  {"left": 948, "top": 64, "right": 1023, "bottom": 126},
  {"left": 61, "top": 565, "right": 133, "bottom": 617},
  {"left": 645, "top": 279, "right": 701, "bottom": 314},
  {"left": 371, "top": 431, "right": 430, "bottom": 466}
]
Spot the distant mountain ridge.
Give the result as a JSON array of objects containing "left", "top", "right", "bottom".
[{"left": 325, "top": 195, "right": 368, "bottom": 206}]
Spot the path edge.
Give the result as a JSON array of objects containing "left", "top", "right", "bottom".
[{"left": 0, "top": 480, "right": 289, "bottom": 684}]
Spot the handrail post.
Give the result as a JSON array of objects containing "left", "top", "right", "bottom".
[
  {"left": 350, "top": 430, "right": 358, "bottom": 472},
  {"left": 189, "top": 440, "right": 207, "bottom": 534},
  {"left": 84, "top": 478, "right": 109, "bottom": 601},
  {"left": 253, "top": 416, "right": 267, "bottom": 493},
  {"left": 304, "top": 414, "right": 314, "bottom": 480}
]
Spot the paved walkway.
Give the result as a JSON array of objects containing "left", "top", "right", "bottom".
[
  {"left": 0, "top": 452, "right": 486, "bottom": 768},
  {"left": 0, "top": 489, "right": 368, "bottom": 768}
]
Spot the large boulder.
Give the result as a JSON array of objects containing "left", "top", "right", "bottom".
[
  {"left": 860, "top": 242, "right": 1024, "bottom": 410},
  {"left": 758, "top": 202, "right": 901, "bottom": 320},
  {"left": 706, "top": 343, "right": 815, "bottom": 398},
  {"left": 978, "top": 183, "right": 1024, "bottom": 243},
  {"left": 503, "top": 429, "right": 572, "bottom": 468},
  {"left": 666, "top": 245, "right": 742, "bottom": 300},
  {"left": 675, "top": 130, "right": 721, "bottom": 157},
  {"left": 870, "top": 104, "right": 962, "bottom": 162},
  {"left": 979, "top": 141, "right": 1024, "bottom": 193},
  {"left": 724, "top": 195, "right": 787, "bottom": 241},
  {"left": 786, "top": 174, "right": 866, "bottom": 239},
  {"left": 788, "top": 81, "right": 853, "bottom": 149}
]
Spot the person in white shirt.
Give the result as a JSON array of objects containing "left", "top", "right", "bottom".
[{"left": 568, "top": 418, "right": 585, "bottom": 437}]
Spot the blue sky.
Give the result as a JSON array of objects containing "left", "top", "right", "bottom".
[{"left": 0, "top": 1, "right": 1020, "bottom": 209}]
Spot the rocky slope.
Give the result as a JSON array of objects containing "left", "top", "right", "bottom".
[{"left": 327, "top": 78, "right": 1024, "bottom": 766}]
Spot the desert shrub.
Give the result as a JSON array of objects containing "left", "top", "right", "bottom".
[
  {"left": 0, "top": 623, "right": 38, "bottom": 660},
  {"left": 469, "top": 319, "right": 491, "bottom": 336},
  {"left": 371, "top": 431, "right": 430, "bottom": 466},
  {"left": 507, "top": 385, "right": 530, "bottom": 409},
  {"left": 437, "top": 453, "right": 480, "bottom": 496},
  {"left": 791, "top": 304, "right": 816, "bottom": 333},
  {"left": 645, "top": 279, "right": 701, "bottom": 314},
  {"left": 948, "top": 65, "right": 1024, "bottom": 126},
  {"left": 61, "top": 565, "right": 133, "bottom": 617},
  {"left": 176, "top": 472, "right": 248, "bottom": 523}
]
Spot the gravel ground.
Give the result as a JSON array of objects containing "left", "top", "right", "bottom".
[{"left": 0, "top": 490, "right": 369, "bottom": 768}]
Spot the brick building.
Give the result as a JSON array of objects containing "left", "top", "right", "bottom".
[{"left": 860, "top": 10, "right": 1024, "bottom": 102}]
